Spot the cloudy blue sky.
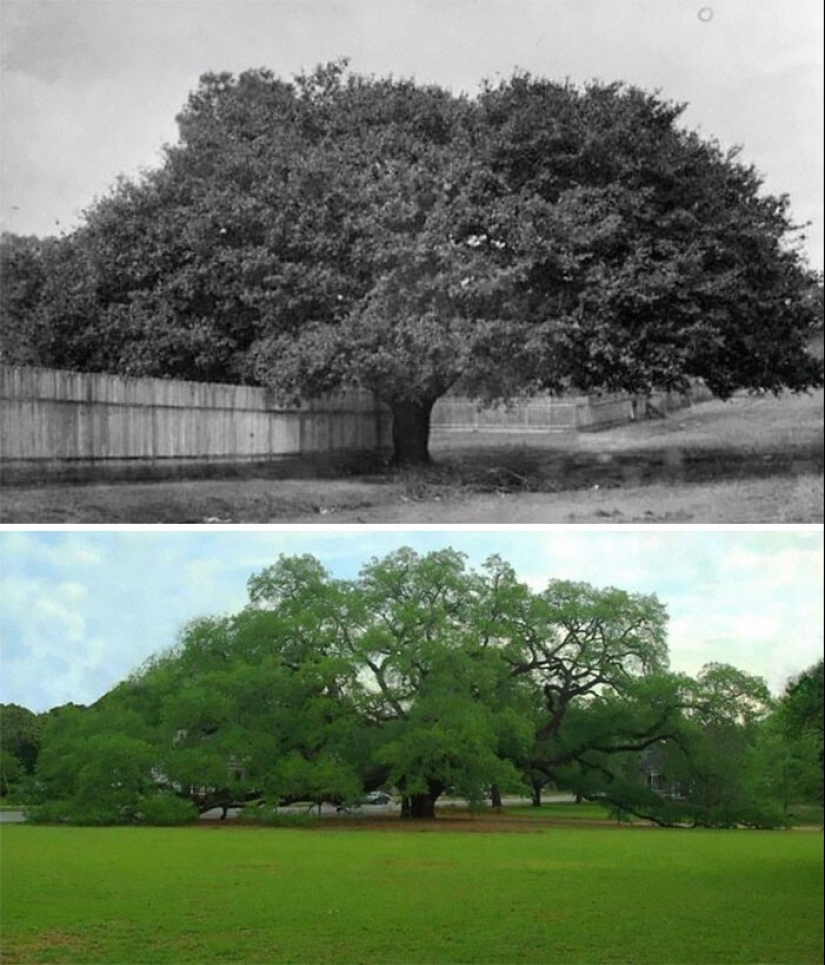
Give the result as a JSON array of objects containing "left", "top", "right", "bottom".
[
  {"left": 1, "top": 0, "right": 823, "bottom": 270},
  {"left": 0, "top": 527, "right": 822, "bottom": 712}
]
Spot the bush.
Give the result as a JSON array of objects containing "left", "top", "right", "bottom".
[
  {"left": 137, "top": 792, "right": 199, "bottom": 826},
  {"left": 785, "top": 802, "right": 825, "bottom": 825},
  {"left": 20, "top": 802, "right": 64, "bottom": 824},
  {"left": 26, "top": 799, "right": 125, "bottom": 825},
  {"left": 27, "top": 792, "right": 197, "bottom": 826},
  {"left": 700, "top": 800, "right": 788, "bottom": 830}
]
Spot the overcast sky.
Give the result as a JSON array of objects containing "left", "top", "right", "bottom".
[
  {"left": 0, "top": 527, "right": 822, "bottom": 712},
  {"left": 1, "top": 0, "right": 823, "bottom": 270}
]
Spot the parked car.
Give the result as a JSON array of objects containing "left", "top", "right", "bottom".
[{"left": 362, "top": 791, "right": 391, "bottom": 805}]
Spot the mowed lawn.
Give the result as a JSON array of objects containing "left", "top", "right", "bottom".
[{"left": 1, "top": 824, "right": 822, "bottom": 964}]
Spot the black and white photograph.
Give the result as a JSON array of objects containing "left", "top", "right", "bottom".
[{"left": 0, "top": 0, "right": 822, "bottom": 522}]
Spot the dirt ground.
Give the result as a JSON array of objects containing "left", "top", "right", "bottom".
[
  {"left": 197, "top": 811, "right": 644, "bottom": 834},
  {"left": 1, "top": 390, "right": 822, "bottom": 524}
]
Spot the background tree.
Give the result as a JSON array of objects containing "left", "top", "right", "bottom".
[
  {"left": 779, "top": 659, "right": 824, "bottom": 739},
  {"left": 0, "top": 704, "right": 45, "bottom": 797},
  {"left": 0, "top": 235, "right": 47, "bottom": 366},
  {"left": 756, "top": 713, "right": 822, "bottom": 817},
  {"left": 773, "top": 659, "right": 824, "bottom": 804},
  {"left": 3, "top": 64, "right": 820, "bottom": 464}
]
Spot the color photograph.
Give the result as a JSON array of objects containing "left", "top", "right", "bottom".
[{"left": 1, "top": 527, "right": 823, "bottom": 963}]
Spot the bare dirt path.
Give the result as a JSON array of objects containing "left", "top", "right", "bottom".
[{"left": 2, "top": 390, "right": 821, "bottom": 524}]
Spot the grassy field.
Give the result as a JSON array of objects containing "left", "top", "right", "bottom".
[
  {"left": 1, "top": 389, "right": 821, "bottom": 523},
  {"left": 505, "top": 801, "right": 621, "bottom": 821},
  {"left": 2, "top": 821, "right": 822, "bottom": 964}
]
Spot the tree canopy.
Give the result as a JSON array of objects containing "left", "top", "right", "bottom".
[
  {"left": 2, "top": 62, "right": 822, "bottom": 464},
  {"left": 21, "top": 547, "right": 817, "bottom": 828},
  {"left": 774, "top": 658, "right": 824, "bottom": 804}
]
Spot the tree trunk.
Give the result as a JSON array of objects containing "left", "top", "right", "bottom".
[
  {"left": 531, "top": 781, "right": 542, "bottom": 808},
  {"left": 401, "top": 794, "right": 435, "bottom": 818},
  {"left": 400, "top": 780, "right": 444, "bottom": 819},
  {"left": 490, "top": 784, "right": 503, "bottom": 809},
  {"left": 389, "top": 398, "right": 435, "bottom": 467}
]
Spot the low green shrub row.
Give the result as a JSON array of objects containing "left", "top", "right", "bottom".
[{"left": 26, "top": 791, "right": 198, "bottom": 826}]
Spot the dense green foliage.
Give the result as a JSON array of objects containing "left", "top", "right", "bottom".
[
  {"left": 1, "top": 62, "right": 821, "bottom": 463},
  {"left": 781, "top": 658, "right": 824, "bottom": 738},
  {"left": 20, "top": 548, "right": 822, "bottom": 827},
  {"left": 2, "top": 824, "right": 822, "bottom": 963},
  {"left": 0, "top": 704, "right": 43, "bottom": 797},
  {"left": 773, "top": 658, "right": 824, "bottom": 804}
]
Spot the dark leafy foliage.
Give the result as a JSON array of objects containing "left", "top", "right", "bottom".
[{"left": 1, "top": 64, "right": 821, "bottom": 463}]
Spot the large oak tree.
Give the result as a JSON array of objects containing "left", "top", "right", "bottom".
[
  {"left": 27, "top": 547, "right": 784, "bottom": 827},
  {"left": 2, "top": 62, "right": 821, "bottom": 465}
]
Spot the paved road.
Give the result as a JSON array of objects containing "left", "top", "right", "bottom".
[{"left": 0, "top": 810, "right": 26, "bottom": 823}]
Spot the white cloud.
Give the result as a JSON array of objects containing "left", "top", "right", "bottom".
[
  {"left": 0, "top": 530, "right": 104, "bottom": 571},
  {"left": 0, "top": 574, "right": 94, "bottom": 707}
]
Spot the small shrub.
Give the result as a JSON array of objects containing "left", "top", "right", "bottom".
[
  {"left": 720, "top": 801, "right": 788, "bottom": 830},
  {"left": 23, "top": 800, "right": 68, "bottom": 824},
  {"left": 138, "top": 792, "right": 199, "bottom": 826},
  {"left": 786, "top": 802, "right": 825, "bottom": 825},
  {"left": 26, "top": 799, "right": 126, "bottom": 825}
]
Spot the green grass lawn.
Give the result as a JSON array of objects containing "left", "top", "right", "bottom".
[{"left": 1, "top": 823, "right": 822, "bottom": 964}]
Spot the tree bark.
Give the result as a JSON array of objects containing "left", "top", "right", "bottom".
[
  {"left": 531, "top": 781, "right": 543, "bottom": 808},
  {"left": 400, "top": 780, "right": 444, "bottom": 819},
  {"left": 405, "top": 793, "right": 437, "bottom": 818},
  {"left": 490, "top": 784, "right": 503, "bottom": 809},
  {"left": 389, "top": 398, "right": 435, "bottom": 467}
]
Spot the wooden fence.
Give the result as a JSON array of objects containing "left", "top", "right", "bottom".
[
  {"left": 0, "top": 365, "right": 391, "bottom": 482},
  {"left": 431, "top": 385, "right": 712, "bottom": 433},
  {"left": 0, "top": 364, "right": 713, "bottom": 483}
]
